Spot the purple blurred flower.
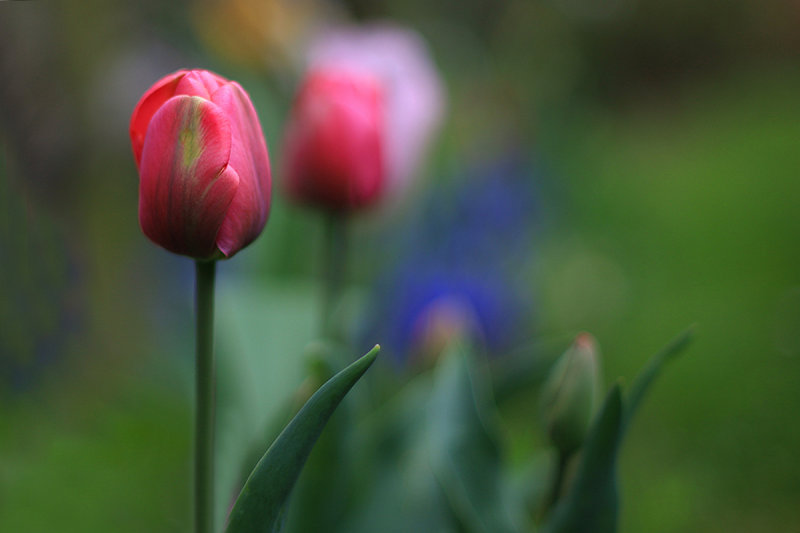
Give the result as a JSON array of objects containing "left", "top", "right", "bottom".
[
  {"left": 362, "top": 147, "right": 541, "bottom": 366},
  {"left": 305, "top": 24, "right": 445, "bottom": 200},
  {"left": 378, "top": 268, "right": 526, "bottom": 366}
]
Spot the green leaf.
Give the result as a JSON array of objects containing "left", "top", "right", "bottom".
[
  {"left": 337, "top": 377, "right": 454, "bottom": 533},
  {"left": 280, "top": 341, "right": 358, "bottom": 533},
  {"left": 341, "top": 341, "right": 524, "bottom": 533},
  {"left": 224, "top": 345, "right": 380, "bottom": 533},
  {"left": 541, "top": 385, "right": 623, "bottom": 533},
  {"left": 624, "top": 326, "right": 695, "bottom": 429},
  {"left": 426, "top": 342, "right": 522, "bottom": 533},
  {"left": 214, "top": 281, "right": 317, "bottom": 531},
  {"left": 542, "top": 327, "right": 694, "bottom": 533}
]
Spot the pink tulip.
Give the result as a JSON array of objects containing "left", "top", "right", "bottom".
[
  {"left": 283, "top": 68, "right": 385, "bottom": 210},
  {"left": 305, "top": 25, "right": 445, "bottom": 199},
  {"left": 130, "top": 69, "right": 271, "bottom": 259}
]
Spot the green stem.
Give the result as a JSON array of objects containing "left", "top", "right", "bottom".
[
  {"left": 195, "top": 260, "right": 216, "bottom": 533},
  {"left": 543, "top": 450, "right": 570, "bottom": 518},
  {"left": 321, "top": 212, "right": 348, "bottom": 340}
]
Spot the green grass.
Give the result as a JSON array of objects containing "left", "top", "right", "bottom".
[{"left": 0, "top": 382, "right": 191, "bottom": 532}]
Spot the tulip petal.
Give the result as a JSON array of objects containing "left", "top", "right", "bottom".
[
  {"left": 138, "top": 95, "right": 239, "bottom": 258},
  {"left": 129, "top": 70, "right": 188, "bottom": 167},
  {"left": 211, "top": 82, "right": 271, "bottom": 256},
  {"left": 174, "top": 70, "right": 229, "bottom": 100}
]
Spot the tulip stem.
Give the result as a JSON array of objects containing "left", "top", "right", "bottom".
[
  {"left": 321, "top": 212, "right": 348, "bottom": 339},
  {"left": 543, "top": 450, "right": 571, "bottom": 518},
  {"left": 194, "top": 260, "right": 216, "bottom": 533}
]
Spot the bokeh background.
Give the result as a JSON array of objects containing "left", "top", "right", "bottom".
[{"left": 1, "top": 0, "right": 799, "bottom": 532}]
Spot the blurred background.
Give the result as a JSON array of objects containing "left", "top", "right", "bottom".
[{"left": 1, "top": 0, "right": 799, "bottom": 531}]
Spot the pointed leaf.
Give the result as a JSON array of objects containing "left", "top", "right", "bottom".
[
  {"left": 624, "top": 325, "right": 695, "bottom": 428},
  {"left": 225, "top": 345, "right": 380, "bottom": 533},
  {"left": 541, "top": 385, "right": 623, "bottom": 533},
  {"left": 214, "top": 280, "right": 317, "bottom": 532}
]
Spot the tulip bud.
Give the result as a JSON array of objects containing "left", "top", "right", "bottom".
[
  {"left": 129, "top": 69, "right": 271, "bottom": 259},
  {"left": 539, "top": 333, "right": 601, "bottom": 456},
  {"left": 282, "top": 68, "right": 384, "bottom": 211}
]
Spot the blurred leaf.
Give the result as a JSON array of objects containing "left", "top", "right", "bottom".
[
  {"left": 427, "top": 342, "right": 522, "bottom": 533},
  {"left": 213, "top": 280, "right": 317, "bottom": 529},
  {"left": 504, "top": 452, "right": 553, "bottom": 527},
  {"left": 542, "top": 328, "right": 692, "bottom": 533},
  {"left": 281, "top": 341, "right": 359, "bottom": 533},
  {"left": 339, "top": 377, "right": 455, "bottom": 533},
  {"left": 225, "top": 345, "right": 380, "bottom": 533},
  {"left": 343, "top": 341, "right": 523, "bottom": 533},
  {"left": 491, "top": 334, "right": 574, "bottom": 403},
  {"left": 541, "top": 384, "right": 623, "bottom": 533}
]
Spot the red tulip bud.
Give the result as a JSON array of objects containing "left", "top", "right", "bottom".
[
  {"left": 282, "top": 68, "right": 384, "bottom": 211},
  {"left": 130, "top": 69, "right": 271, "bottom": 259}
]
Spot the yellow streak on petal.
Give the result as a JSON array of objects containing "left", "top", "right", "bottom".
[{"left": 180, "top": 97, "right": 205, "bottom": 173}]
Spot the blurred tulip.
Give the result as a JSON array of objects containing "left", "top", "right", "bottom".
[
  {"left": 539, "top": 333, "right": 601, "bottom": 456},
  {"left": 285, "top": 24, "right": 444, "bottom": 209},
  {"left": 283, "top": 68, "right": 384, "bottom": 210},
  {"left": 130, "top": 69, "right": 271, "bottom": 259}
]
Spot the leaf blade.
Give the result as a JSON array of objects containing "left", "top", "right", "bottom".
[
  {"left": 541, "top": 384, "right": 623, "bottom": 533},
  {"left": 625, "top": 325, "right": 695, "bottom": 428},
  {"left": 225, "top": 345, "right": 380, "bottom": 533}
]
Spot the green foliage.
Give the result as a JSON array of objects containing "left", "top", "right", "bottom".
[
  {"left": 426, "top": 342, "right": 521, "bottom": 533},
  {"left": 213, "top": 280, "right": 317, "bottom": 531},
  {"left": 542, "top": 328, "right": 693, "bottom": 533},
  {"left": 321, "top": 341, "right": 523, "bottom": 533},
  {"left": 541, "top": 385, "right": 622, "bottom": 533},
  {"left": 225, "top": 345, "right": 379, "bottom": 533}
]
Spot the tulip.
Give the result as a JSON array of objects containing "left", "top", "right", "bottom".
[
  {"left": 283, "top": 25, "right": 444, "bottom": 211},
  {"left": 305, "top": 25, "right": 444, "bottom": 200},
  {"left": 540, "top": 333, "right": 601, "bottom": 457},
  {"left": 130, "top": 69, "right": 271, "bottom": 259},
  {"left": 282, "top": 68, "right": 384, "bottom": 211}
]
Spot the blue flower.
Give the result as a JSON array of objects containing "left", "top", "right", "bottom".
[{"left": 363, "top": 147, "right": 541, "bottom": 366}]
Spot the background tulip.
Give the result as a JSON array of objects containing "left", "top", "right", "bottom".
[
  {"left": 283, "top": 24, "right": 444, "bottom": 211},
  {"left": 130, "top": 69, "right": 271, "bottom": 259},
  {"left": 305, "top": 25, "right": 444, "bottom": 200},
  {"left": 283, "top": 68, "right": 384, "bottom": 211}
]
